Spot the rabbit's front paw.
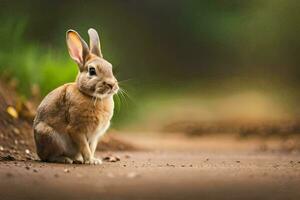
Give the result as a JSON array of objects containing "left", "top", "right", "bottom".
[
  {"left": 84, "top": 158, "right": 102, "bottom": 165},
  {"left": 73, "top": 154, "right": 84, "bottom": 164}
]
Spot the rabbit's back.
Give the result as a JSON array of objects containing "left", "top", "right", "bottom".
[{"left": 34, "top": 83, "right": 71, "bottom": 133}]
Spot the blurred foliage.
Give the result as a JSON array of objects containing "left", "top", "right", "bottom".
[
  {"left": 0, "top": 18, "right": 76, "bottom": 96},
  {"left": 0, "top": 0, "right": 299, "bottom": 127}
]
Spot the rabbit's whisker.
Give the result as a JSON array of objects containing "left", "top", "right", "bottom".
[
  {"left": 120, "top": 87, "right": 134, "bottom": 103},
  {"left": 114, "top": 92, "right": 122, "bottom": 114},
  {"left": 118, "top": 88, "right": 127, "bottom": 105},
  {"left": 118, "top": 78, "right": 133, "bottom": 84}
]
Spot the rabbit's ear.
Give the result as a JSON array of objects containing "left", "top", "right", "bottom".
[
  {"left": 66, "top": 30, "right": 89, "bottom": 70},
  {"left": 88, "top": 28, "right": 103, "bottom": 58}
]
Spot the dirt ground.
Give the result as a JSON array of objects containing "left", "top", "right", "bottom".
[{"left": 0, "top": 134, "right": 299, "bottom": 200}]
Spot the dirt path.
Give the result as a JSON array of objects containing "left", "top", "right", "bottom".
[{"left": 0, "top": 135, "right": 300, "bottom": 200}]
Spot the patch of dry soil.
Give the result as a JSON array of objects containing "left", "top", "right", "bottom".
[{"left": 0, "top": 150, "right": 299, "bottom": 200}]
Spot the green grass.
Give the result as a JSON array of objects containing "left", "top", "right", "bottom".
[
  {"left": 0, "top": 19, "right": 77, "bottom": 97},
  {"left": 1, "top": 48, "right": 77, "bottom": 97}
]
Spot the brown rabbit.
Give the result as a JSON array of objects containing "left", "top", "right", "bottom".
[{"left": 33, "top": 28, "right": 119, "bottom": 164}]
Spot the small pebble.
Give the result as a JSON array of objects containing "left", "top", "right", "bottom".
[
  {"left": 127, "top": 172, "right": 140, "bottom": 179},
  {"left": 166, "top": 163, "right": 175, "bottom": 167},
  {"left": 64, "top": 168, "right": 70, "bottom": 173},
  {"left": 12, "top": 128, "right": 20, "bottom": 135},
  {"left": 33, "top": 169, "right": 38, "bottom": 173},
  {"left": 103, "top": 155, "right": 120, "bottom": 162},
  {"left": 25, "top": 149, "right": 30, "bottom": 154},
  {"left": 124, "top": 154, "right": 131, "bottom": 159}
]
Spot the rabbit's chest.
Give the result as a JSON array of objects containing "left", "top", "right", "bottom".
[
  {"left": 85, "top": 99, "right": 114, "bottom": 142},
  {"left": 70, "top": 93, "right": 114, "bottom": 139},
  {"left": 87, "top": 120, "right": 110, "bottom": 143}
]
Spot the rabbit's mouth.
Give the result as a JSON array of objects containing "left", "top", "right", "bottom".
[{"left": 94, "top": 85, "right": 118, "bottom": 99}]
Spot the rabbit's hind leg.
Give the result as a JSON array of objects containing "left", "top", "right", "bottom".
[
  {"left": 34, "top": 122, "right": 75, "bottom": 163},
  {"left": 48, "top": 156, "right": 73, "bottom": 164}
]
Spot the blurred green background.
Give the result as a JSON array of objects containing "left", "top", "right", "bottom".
[{"left": 0, "top": 0, "right": 299, "bottom": 130}]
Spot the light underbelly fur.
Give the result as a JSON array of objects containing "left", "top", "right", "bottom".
[{"left": 87, "top": 122, "right": 110, "bottom": 144}]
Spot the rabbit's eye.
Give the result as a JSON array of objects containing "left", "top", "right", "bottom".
[{"left": 89, "top": 67, "right": 97, "bottom": 76}]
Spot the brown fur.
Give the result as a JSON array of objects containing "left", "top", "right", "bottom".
[{"left": 33, "top": 29, "right": 118, "bottom": 164}]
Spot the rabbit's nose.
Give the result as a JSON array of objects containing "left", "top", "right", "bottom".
[
  {"left": 113, "top": 84, "right": 119, "bottom": 91},
  {"left": 103, "top": 81, "right": 114, "bottom": 89}
]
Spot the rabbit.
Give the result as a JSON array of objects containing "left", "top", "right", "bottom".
[{"left": 33, "top": 28, "right": 119, "bottom": 164}]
